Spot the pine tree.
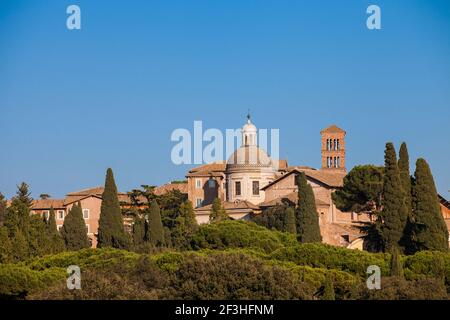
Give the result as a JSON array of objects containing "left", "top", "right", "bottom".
[
  {"left": 146, "top": 200, "right": 165, "bottom": 246},
  {"left": 132, "top": 215, "right": 146, "bottom": 247},
  {"left": 0, "top": 226, "right": 12, "bottom": 263},
  {"left": 284, "top": 207, "right": 297, "bottom": 235},
  {"left": 97, "top": 168, "right": 130, "bottom": 249},
  {"left": 296, "top": 172, "right": 322, "bottom": 243},
  {"left": 381, "top": 143, "right": 408, "bottom": 253},
  {"left": 412, "top": 158, "right": 449, "bottom": 252},
  {"left": 322, "top": 275, "right": 336, "bottom": 300},
  {"left": 46, "top": 207, "right": 65, "bottom": 253},
  {"left": 389, "top": 246, "right": 404, "bottom": 278},
  {"left": 171, "top": 201, "right": 198, "bottom": 249},
  {"left": 210, "top": 198, "right": 228, "bottom": 222},
  {"left": 61, "top": 203, "right": 91, "bottom": 251},
  {"left": 0, "top": 192, "right": 7, "bottom": 226}
]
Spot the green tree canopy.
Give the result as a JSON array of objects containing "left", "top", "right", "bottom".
[
  {"left": 60, "top": 203, "right": 91, "bottom": 251},
  {"left": 412, "top": 158, "right": 449, "bottom": 252},
  {"left": 296, "top": 172, "right": 322, "bottom": 243},
  {"left": 97, "top": 168, "right": 130, "bottom": 249},
  {"left": 332, "top": 165, "right": 384, "bottom": 214}
]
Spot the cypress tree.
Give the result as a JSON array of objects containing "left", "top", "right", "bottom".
[
  {"left": 381, "top": 143, "right": 408, "bottom": 253},
  {"left": 181, "top": 200, "right": 198, "bottom": 231},
  {"left": 61, "top": 203, "right": 91, "bottom": 251},
  {"left": 412, "top": 158, "right": 449, "bottom": 252},
  {"left": 46, "top": 207, "right": 65, "bottom": 253},
  {"left": 29, "top": 214, "right": 50, "bottom": 256},
  {"left": 296, "top": 172, "right": 322, "bottom": 243},
  {"left": 210, "top": 198, "right": 228, "bottom": 222},
  {"left": 97, "top": 168, "right": 130, "bottom": 249},
  {"left": 322, "top": 275, "right": 336, "bottom": 300},
  {"left": 398, "top": 143, "right": 415, "bottom": 253},
  {"left": 389, "top": 246, "right": 404, "bottom": 278},
  {"left": 132, "top": 215, "right": 146, "bottom": 247},
  {"left": 146, "top": 200, "right": 165, "bottom": 246},
  {"left": 398, "top": 143, "right": 412, "bottom": 215},
  {"left": 284, "top": 207, "right": 297, "bottom": 235}
]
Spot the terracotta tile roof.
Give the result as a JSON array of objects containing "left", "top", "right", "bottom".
[
  {"left": 154, "top": 183, "right": 188, "bottom": 195},
  {"left": 320, "top": 125, "right": 346, "bottom": 134},
  {"left": 186, "top": 162, "right": 227, "bottom": 177},
  {"left": 259, "top": 191, "right": 329, "bottom": 207},
  {"left": 32, "top": 199, "right": 65, "bottom": 210},
  {"left": 262, "top": 167, "right": 346, "bottom": 190},
  {"left": 66, "top": 187, "right": 105, "bottom": 197}
]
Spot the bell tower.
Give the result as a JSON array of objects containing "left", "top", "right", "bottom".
[{"left": 321, "top": 125, "right": 346, "bottom": 172}]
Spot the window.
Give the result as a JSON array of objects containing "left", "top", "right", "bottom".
[
  {"left": 340, "top": 234, "right": 350, "bottom": 244},
  {"left": 43, "top": 210, "right": 50, "bottom": 220},
  {"left": 57, "top": 225, "right": 63, "bottom": 232},
  {"left": 85, "top": 224, "right": 90, "bottom": 234},
  {"left": 195, "top": 179, "right": 202, "bottom": 189},
  {"left": 235, "top": 181, "right": 241, "bottom": 196},
  {"left": 57, "top": 210, "right": 65, "bottom": 220},
  {"left": 337, "top": 157, "right": 340, "bottom": 168},
  {"left": 336, "top": 139, "right": 340, "bottom": 150},
  {"left": 252, "top": 181, "right": 260, "bottom": 196},
  {"left": 196, "top": 198, "right": 203, "bottom": 208},
  {"left": 208, "top": 179, "right": 215, "bottom": 188},
  {"left": 83, "top": 209, "right": 90, "bottom": 219}
]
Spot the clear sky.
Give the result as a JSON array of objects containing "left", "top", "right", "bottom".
[{"left": 0, "top": 0, "right": 449, "bottom": 199}]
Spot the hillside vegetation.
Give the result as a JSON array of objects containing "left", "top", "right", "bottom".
[{"left": 1, "top": 221, "right": 448, "bottom": 300}]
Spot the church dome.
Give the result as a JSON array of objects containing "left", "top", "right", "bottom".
[{"left": 226, "top": 145, "right": 272, "bottom": 168}]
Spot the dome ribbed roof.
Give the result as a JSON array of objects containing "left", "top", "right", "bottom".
[{"left": 226, "top": 145, "right": 272, "bottom": 168}]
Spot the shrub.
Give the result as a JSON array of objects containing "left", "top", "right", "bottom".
[
  {"left": 26, "top": 248, "right": 140, "bottom": 271},
  {"left": 0, "top": 264, "right": 65, "bottom": 298},
  {"left": 190, "top": 220, "right": 297, "bottom": 253},
  {"left": 168, "top": 252, "right": 314, "bottom": 300},
  {"left": 403, "top": 251, "right": 450, "bottom": 286},
  {"left": 354, "top": 276, "right": 448, "bottom": 300},
  {"left": 270, "top": 243, "right": 389, "bottom": 277}
]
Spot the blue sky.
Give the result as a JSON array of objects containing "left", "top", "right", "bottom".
[{"left": 0, "top": 0, "right": 449, "bottom": 198}]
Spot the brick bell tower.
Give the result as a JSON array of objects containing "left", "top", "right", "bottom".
[{"left": 321, "top": 125, "right": 346, "bottom": 172}]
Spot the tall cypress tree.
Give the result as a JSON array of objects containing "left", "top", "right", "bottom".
[
  {"left": 132, "top": 215, "right": 146, "bottom": 247},
  {"left": 146, "top": 200, "right": 165, "bottom": 246},
  {"left": 412, "top": 158, "right": 448, "bottom": 252},
  {"left": 389, "top": 246, "right": 404, "bottom": 278},
  {"left": 398, "top": 142, "right": 414, "bottom": 253},
  {"left": 97, "top": 168, "right": 130, "bottom": 249},
  {"left": 381, "top": 143, "right": 408, "bottom": 253},
  {"left": 398, "top": 142, "right": 412, "bottom": 215},
  {"left": 46, "top": 207, "right": 65, "bottom": 253},
  {"left": 61, "top": 203, "right": 91, "bottom": 251},
  {"left": 284, "top": 207, "right": 297, "bottom": 235},
  {"left": 296, "top": 172, "right": 322, "bottom": 243}
]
